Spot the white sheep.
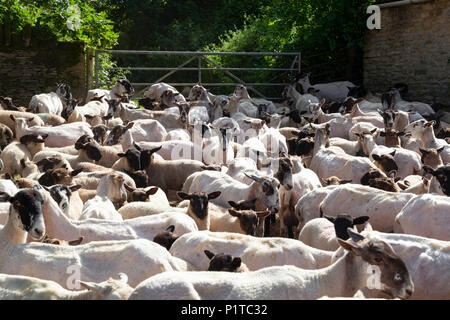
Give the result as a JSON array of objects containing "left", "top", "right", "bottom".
[{"left": 130, "top": 229, "right": 413, "bottom": 300}]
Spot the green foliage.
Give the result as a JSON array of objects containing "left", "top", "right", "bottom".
[
  {"left": 0, "top": 0, "right": 118, "bottom": 49},
  {"left": 96, "top": 52, "right": 131, "bottom": 89}
]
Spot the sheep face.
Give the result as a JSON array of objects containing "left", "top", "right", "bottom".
[
  {"left": 244, "top": 173, "right": 280, "bottom": 214},
  {"left": 228, "top": 198, "right": 257, "bottom": 211},
  {"left": 0, "top": 125, "right": 13, "bottom": 150},
  {"left": 274, "top": 157, "right": 293, "bottom": 190},
  {"left": 423, "top": 165, "right": 450, "bottom": 196},
  {"left": 204, "top": 250, "right": 244, "bottom": 272},
  {"left": 105, "top": 99, "right": 122, "bottom": 119},
  {"left": 38, "top": 168, "right": 82, "bottom": 186},
  {"left": 104, "top": 122, "right": 134, "bottom": 146},
  {"left": 339, "top": 229, "right": 414, "bottom": 300},
  {"left": 6, "top": 189, "right": 45, "bottom": 240},
  {"left": 118, "top": 148, "right": 141, "bottom": 171},
  {"left": 45, "top": 184, "right": 81, "bottom": 216},
  {"left": 372, "top": 152, "right": 398, "bottom": 175},
  {"left": 117, "top": 79, "right": 134, "bottom": 97},
  {"left": 324, "top": 214, "right": 369, "bottom": 240},
  {"left": 228, "top": 209, "right": 271, "bottom": 236},
  {"left": 177, "top": 191, "right": 221, "bottom": 220},
  {"left": 153, "top": 225, "right": 178, "bottom": 251},
  {"left": 92, "top": 125, "right": 109, "bottom": 145}
]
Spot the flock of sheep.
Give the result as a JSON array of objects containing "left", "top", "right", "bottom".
[{"left": 0, "top": 72, "right": 448, "bottom": 300}]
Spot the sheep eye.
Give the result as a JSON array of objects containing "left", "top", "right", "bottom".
[
  {"left": 394, "top": 273, "right": 402, "bottom": 282},
  {"left": 374, "top": 257, "right": 382, "bottom": 263}
]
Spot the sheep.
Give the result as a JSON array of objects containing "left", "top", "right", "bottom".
[
  {"left": 86, "top": 79, "right": 134, "bottom": 102},
  {"left": 12, "top": 115, "right": 93, "bottom": 147},
  {"left": 315, "top": 184, "right": 416, "bottom": 232},
  {"left": 130, "top": 229, "right": 413, "bottom": 300},
  {"left": 328, "top": 137, "right": 361, "bottom": 156},
  {"left": 359, "top": 225, "right": 449, "bottom": 300},
  {"left": 309, "top": 124, "right": 378, "bottom": 183},
  {"left": 378, "top": 109, "right": 409, "bottom": 132},
  {"left": 34, "top": 184, "right": 198, "bottom": 245},
  {"left": 0, "top": 188, "right": 191, "bottom": 288},
  {"left": 140, "top": 145, "right": 208, "bottom": 193},
  {"left": 404, "top": 119, "right": 450, "bottom": 163},
  {"left": 78, "top": 174, "right": 126, "bottom": 221},
  {"left": 152, "top": 225, "right": 180, "bottom": 251},
  {"left": 389, "top": 87, "right": 435, "bottom": 116},
  {"left": 209, "top": 208, "right": 271, "bottom": 237},
  {"left": 41, "top": 234, "right": 84, "bottom": 246},
  {"left": 184, "top": 170, "right": 281, "bottom": 214},
  {"left": 43, "top": 184, "right": 83, "bottom": 220},
  {"left": 394, "top": 194, "right": 450, "bottom": 241},
  {"left": 0, "top": 110, "right": 44, "bottom": 135},
  {"left": 170, "top": 230, "right": 334, "bottom": 271},
  {"left": 295, "top": 72, "right": 356, "bottom": 102},
  {"left": 379, "top": 128, "right": 405, "bottom": 148},
  {"left": 0, "top": 123, "right": 13, "bottom": 150},
  {"left": 423, "top": 164, "right": 450, "bottom": 196},
  {"left": 204, "top": 250, "right": 249, "bottom": 272},
  {"left": 35, "top": 113, "right": 66, "bottom": 126},
  {"left": 278, "top": 162, "right": 322, "bottom": 238},
  {"left": 117, "top": 188, "right": 172, "bottom": 219},
  {"left": 298, "top": 215, "right": 369, "bottom": 251},
  {"left": 143, "top": 82, "right": 185, "bottom": 103},
  {"left": 357, "top": 130, "right": 422, "bottom": 179},
  {"left": 0, "top": 273, "right": 133, "bottom": 300},
  {"left": 419, "top": 147, "right": 444, "bottom": 169},
  {"left": 0, "top": 96, "right": 27, "bottom": 112},
  {"left": 321, "top": 176, "right": 352, "bottom": 186},
  {"left": 282, "top": 85, "right": 319, "bottom": 114},
  {"left": 33, "top": 135, "right": 102, "bottom": 170},
  {"left": 105, "top": 99, "right": 185, "bottom": 130},
  {"left": 28, "top": 83, "right": 71, "bottom": 115}
]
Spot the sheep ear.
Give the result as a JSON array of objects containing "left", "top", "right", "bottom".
[
  {"left": 71, "top": 168, "right": 82, "bottom": 176},
  {"left": 20, "top": 159, "right": 26, "bottom": 169},
  {"left": 324, "top": 215, "right": 336, "bottom": 223},
  {"left": 126, "top": 122, "right": 134, "bottom": 130},
  {"left": 207, "top": 191, "right": 221, "bottom": 200},
  {"left": 9, "top": 114, "right": 15, "bottom": 122},
  {"left": 379, "top": 130, "right": 386, "bottom": 137},
  {"left": 68, "top": 237, "right": 84, "bottom": 246},
  {"left": 372, "top": 154, "right": 381, "bottom": 161},
  {"left": 133, "top": 141, "right": 141, "bottom": 151},
  {"left": 228, "top": 201, "right": 238, "bottom": 208},
  {"left": 177, "top": 192, "right": 190, "bottom": 200},
  {"left": 231, "top": 257, "right": 242, "bottom": 269},
  {"left": 166, "top": 225, "right": 175, "bottom": 233},
  {"left": 204, "top": 250, "right": 215, "bottom": 260},
  {"left": 123, "top": 184, "right": 135, "bottom": 193},
  {"left": 147, "top": 187, "right": 159, "bottom": 196},
  {"left": 353, "top": 216, "right": 370, "bottom": 225},
  {"left": 337, "top": 238, "right": 359, "bottom": 252},
  {"left": 117, "top": 153, "right": 126, "bottom": 157},
  {"left": 390, "top": 150, "right": 396, "bottom": 157},
  {"left": 150, "top": 146, "right": 162, "bottom": 154},
  {"left": 347, "top": 228, "right": 365, "bottom": 243},
  {"left": 228, "top": 209, "right": 240, "bottom": 217},
  {"left": 437, "top": 146, "right": 445, "bottom": 153},
  {"left": 69, "top": 185, "right": 82, "bottom": 192},
  {"left": 419, "top": 148, "right": 428, "bottom": 154}
]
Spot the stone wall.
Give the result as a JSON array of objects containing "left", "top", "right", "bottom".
[
  {"left": 364, "top": 0, "right": 449, "bottom": 104},
  {"left": 0, "top": 26, "right": 86, "bottom": 106}
]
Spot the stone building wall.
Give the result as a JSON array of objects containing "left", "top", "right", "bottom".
[
  {"left": 0, "top": 26, "right": 86, "bottom": 106},
  {"left": 364, "top": 0, "right": 449, "bottom": 104}
]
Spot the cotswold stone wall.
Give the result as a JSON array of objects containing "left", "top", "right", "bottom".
[
  {"left": 0, "top": 26, "right": 86, "bottom": 106},
  {"left": 364, "top": 0, "right": 449, "bottom": 104}
]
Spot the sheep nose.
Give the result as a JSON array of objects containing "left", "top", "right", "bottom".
[{"left": 405, "top": 288, "right": 413, "bottom": 297}]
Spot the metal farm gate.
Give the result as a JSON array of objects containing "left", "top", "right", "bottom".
[{"left": 93, "top": 50, "right": 301, "bottom": 100}]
